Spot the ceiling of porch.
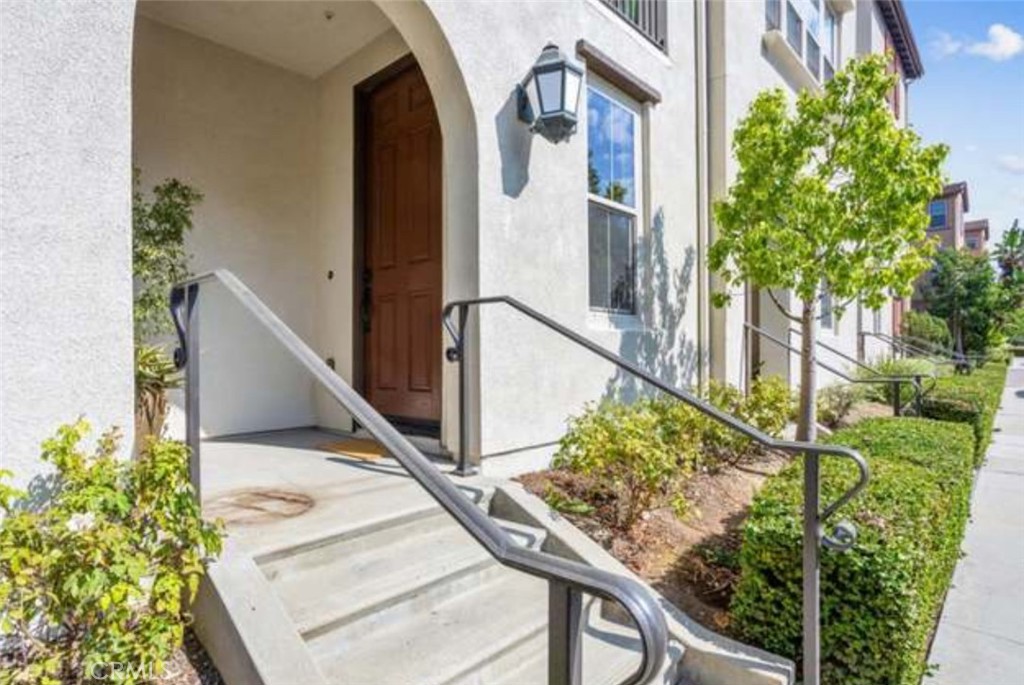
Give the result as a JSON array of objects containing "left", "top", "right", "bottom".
[{"left": 137, "top": 1, "right": 393, "bottom": 78}]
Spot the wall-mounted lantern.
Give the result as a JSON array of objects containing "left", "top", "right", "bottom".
[{"left": 517, "top": 43, "right": 584, "bottom": 144}]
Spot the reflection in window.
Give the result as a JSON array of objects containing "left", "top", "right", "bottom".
[
  {"left": 587, "top": 83, "right": 639, "bottom": 315},
  {"left": 928, "top": 200, "right": 947, "bottom": 229},
  {"left": 587, "top": 88, "right": 636, "bottom": 207},
  {"left": 588, "top": 204, "right": 635, "bottom": 313}
]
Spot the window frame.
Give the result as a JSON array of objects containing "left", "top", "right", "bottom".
[
  {"left": 585, "top": 76, "right": 644, "bottom": 317},
  {"left": 772, "top": 0, "right": 838, "bottom": 83},
  {"left": 820, "top": 284, "right": 836, "bottom": 332}
]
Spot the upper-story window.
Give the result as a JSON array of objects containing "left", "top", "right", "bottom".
[
  {"left": 767, "top": 0, "right": 838, "bottom": 82},
  {"left": 600, "top": 0, "right": 668, "bottom": 51},
  {"left": 928, "top": 200, "right": 947, "bottom": 229},
  {"left": 966, "top": 237, "right": 979, "bottom": 250},
  {"left": 587, "top": 80, "right": 641, "bottom": 314}
]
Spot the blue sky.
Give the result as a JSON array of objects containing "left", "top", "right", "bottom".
[{"left": 903, "top": 1, "right": 1024, "bottom": 248}]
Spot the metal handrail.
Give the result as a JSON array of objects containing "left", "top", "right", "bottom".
[
  {"left": 745, "top": 322, "right": 929, "bottom": 416},
  {"left": 863, "top": 330, "right": 984, "bottom": 367},
  {"left": 169, "top": 270, "right": 669, "bottom": 685},
  {"left": 442, "top": 295, "right": 870, "bottom": 685}
]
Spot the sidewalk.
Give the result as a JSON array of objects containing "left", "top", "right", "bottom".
[{"left": 927, "top": 358, "right": 1024, "bottom": 684}]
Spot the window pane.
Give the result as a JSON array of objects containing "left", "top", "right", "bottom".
[
  {"left": 608, "top": 210, "right": 635, "bottom": 312},
  {"left": 820, "top": 286, "right": 833, "bottom": 329},
  {"left": 786, "top": 2, "right": 803, "bottom": 55},
  {"left": 589, "top": 203, "right": 610, "bottom": 310},
  {"left": 586, "top": 87, "right": 636, "bottom": 208},
  {"left": 823, "top": 9, "right": 836, "bottom": 63},
  {"left": 806, "top": 35, "right": 821, "bottom": 80},
  {"left": 588, "top": 202, "right": 635, "bottom": 313},
  {"left": 929, "top": 200, "right": 947, "bottom": 228},
  {"left": 766, "top": 0, "right": 782, "bottom": 30}
]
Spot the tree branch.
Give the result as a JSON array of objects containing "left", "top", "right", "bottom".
[{"left": 765, "top": 288, "right": 804, "bottom": 324}]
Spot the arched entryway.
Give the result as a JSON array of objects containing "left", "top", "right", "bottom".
[{"left": 131, "top": 0, "right": 479, "bottom": 455}]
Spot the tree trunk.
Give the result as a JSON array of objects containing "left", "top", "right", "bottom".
[{"left": 796, "top": 301, "right": 818, "bottom": 443}]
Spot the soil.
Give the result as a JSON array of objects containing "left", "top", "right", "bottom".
[
  {"left": 518, "top": 450, "right": 791, "bottom": 635},
  {"left": 160, "top": 630, "right": 223, "bottom": 685}
]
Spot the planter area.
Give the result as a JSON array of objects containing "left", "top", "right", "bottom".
[{"left": 520, "top": 358, "right": 1009, "bottom": 684}]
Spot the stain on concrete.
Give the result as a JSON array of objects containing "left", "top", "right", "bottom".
[{"left": 207, "top": 488, "right": 314, "bottom": 525}]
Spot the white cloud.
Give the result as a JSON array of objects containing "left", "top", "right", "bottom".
[
  {"left": 966, "top": 24, "right": 1024, "bottom": 61},
  {"left": 931, "top": 31, "right": 963, "bottom": 58},
  {"left": 998, "top": 154, "right": 1024, "bottom": 174},
  {"left": 929, "top": 24, "right": 1023, "bottom": 61}
]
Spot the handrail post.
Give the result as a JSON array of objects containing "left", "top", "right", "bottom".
[
  {"left": 892, "top": 380, "right": 902, "bottom": 417},
  {"left": 803, "top": 451, "right": 821, "bottom": 685},
  {"left": 454, "top": 304, "right": 476, "bottom": 476},
  {"left": 549, "top": 580, "right": 583, "bottom": 685},
  {"left": 185, "top": 283, "right": 201, "bottom": 501}
]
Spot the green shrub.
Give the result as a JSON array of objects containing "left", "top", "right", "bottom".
[
  {"left": 555, "top": 377, "right": 792, "bottom": 528},
  {"left": 1005, "top": 308, "right": 1024, "bottom": 346},
  {"left": 0, "top": 421, "right": 223, "bottom": 685},
  {"left": 554, "top": 402, "right": 692, "bottom": 529},
  {"left": 816, "top": 384, "right": 862, "bottom": 429},
  {"left": 926, "top": 359, "right": 1008, "bottom": 462},
  {"left": 901, "top": 310, "right": 951, "bottom": 349},
  {"left": 731, "top": 418, "right": 974, "bottom": 685}
]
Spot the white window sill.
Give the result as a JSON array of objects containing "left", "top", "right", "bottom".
[
  {"left": 763, "top": 29, "right": 823, "bottom": 94},
  {"left": 587, "top": 309, "right": 645, "bottom": 332}
]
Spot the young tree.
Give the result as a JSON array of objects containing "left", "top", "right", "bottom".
[
  {"left": 924, "top": 248, "right": 999, "bottom": 356},
  {"left": 710, "top": 55, "right": 946, "bottom": 442},
  {"left": 993, "top": 218, "right": 1024, "bottom": 312}
]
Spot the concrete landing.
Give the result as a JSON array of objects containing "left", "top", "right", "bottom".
[{"left": 927, "top": 360, "right": 1024, "bottom": 685}]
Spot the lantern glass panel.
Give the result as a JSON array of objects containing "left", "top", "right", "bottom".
[{"left": 536, "top": 68, "right": 564, "bottom": 115}]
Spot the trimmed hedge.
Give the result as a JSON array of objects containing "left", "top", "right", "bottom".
[
  {"left": 731, "top": 418, "right": 974, "bottom": 685},
  {"left": 923, "top": 359, "right": 1008, "bottom": 464}
]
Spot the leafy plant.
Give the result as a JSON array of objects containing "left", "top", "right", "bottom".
[
  {"left": 133, "top": 171, "right": 203, "bottom": 342},
  {"left": 554, "top": 402, "right": 690, "bottom": 530},
  {"left": 816, "top": 384, "right": 861, "bottom": 429},
  {"left": 134, "top": 345, "right": 181, "bottom": 447},
  {"left": 0, "top": 421, "right": 222, "bottom": 684},
  {"left": 710, "top": 54, "right": 947, "bottom": 441},
  {"left": 901, "top": 310, "right": 951, "bottom": 350},
  {"left": 732, "top": 418, "right": 975, "bottom": 685}
]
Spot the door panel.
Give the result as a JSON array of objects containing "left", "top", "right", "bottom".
[{"left": 363, "top": 64, "right": 442, "bottom": 424}]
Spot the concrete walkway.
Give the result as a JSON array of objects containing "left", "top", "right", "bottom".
[{"left": 928, "top": 358, "right": 1024, "bottom": 684}]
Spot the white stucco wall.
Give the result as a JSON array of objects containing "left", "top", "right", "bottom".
[
  {"left": 133, "top": 17, "right": 320, "bottom": 436},
  {"left": 1, "top": 0, "right": 136, "bottom": 488},
  {"left": 422, "top": 0, "right": 702, "bottom": 461}
]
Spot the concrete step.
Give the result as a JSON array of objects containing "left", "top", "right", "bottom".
[
  {"left": 308, "top": 568, "right": 550, "bottom": 685},
  {"left": 481, "top": 604, "right": 646, "bottom": 685}
]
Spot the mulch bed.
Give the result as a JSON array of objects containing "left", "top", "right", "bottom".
[
  {"left": 518, "top": 450, "right": 790, "bottom": 635},
  {"left": 160, "top": 630, "right": 222, "bottom": 685}
]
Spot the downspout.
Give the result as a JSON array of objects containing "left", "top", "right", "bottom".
[{"left": 694, "top": 0, "right": 711, "bottom": 388}]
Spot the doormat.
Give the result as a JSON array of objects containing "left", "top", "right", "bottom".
[{"left": 317, "top": 438, "right": 387, "bottom": 462}]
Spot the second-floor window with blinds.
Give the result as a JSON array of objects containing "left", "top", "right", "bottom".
[
  {"left": 767, "top": 0, "right": 838, "bottom": 82},
  {"left": 929, "top": 200, "right": 947, "bottom": 229}
]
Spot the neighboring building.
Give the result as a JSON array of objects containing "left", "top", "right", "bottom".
[
  {"left": 965, "top": 218, "right": 990, "bottom": 254},
  {"left": 708, "top": 0, "right": 924, "bottom": 385},
  {"left": 912, "top": 181, "right": 989, "bottom": 310}
]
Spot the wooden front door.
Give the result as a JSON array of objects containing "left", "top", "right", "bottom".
[{"left": 362, "top": 63, "right": 442, "bottom": 425}]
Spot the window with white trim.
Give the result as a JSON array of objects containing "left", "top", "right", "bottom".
[
  {"left": 768, "top": 0, "right": 838, "bottom": 82},
  {"left": 873, "top": 307, "right": 882, "bottom": 334},
  {"left": 587, "top": 80, "right": 641, "bottom": 314}
]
